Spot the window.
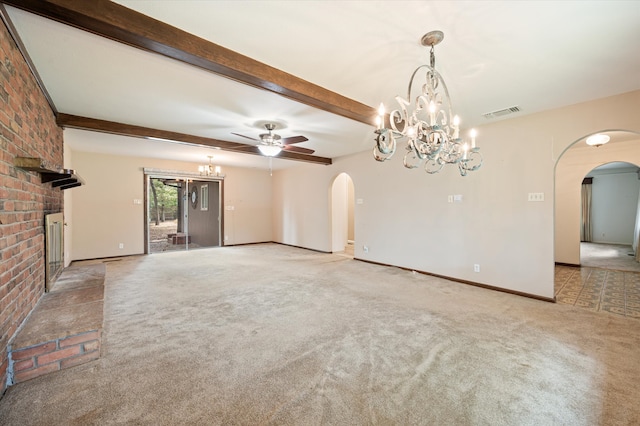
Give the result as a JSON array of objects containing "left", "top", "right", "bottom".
[{"left": 200, "top": 184, "right": 208, "bottom": 211}]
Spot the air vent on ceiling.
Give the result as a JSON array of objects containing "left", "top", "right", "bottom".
[{"left": 482, "top": 106, "right": 521, "bottom": 119}]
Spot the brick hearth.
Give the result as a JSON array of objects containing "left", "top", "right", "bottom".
[{"left": 8, "top": 263, "right": 105, "bottom": 385}]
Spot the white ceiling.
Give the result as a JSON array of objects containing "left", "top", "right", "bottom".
[{"left": 5, "top": 1, "right": 640, "bottom": 170}]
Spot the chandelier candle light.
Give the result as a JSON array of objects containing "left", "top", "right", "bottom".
[{"left": 373, "top": 30, "right": 482, "bottom": 176}]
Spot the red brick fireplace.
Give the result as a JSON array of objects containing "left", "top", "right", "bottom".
[{"left": 0, "top": 14, "right": 64, "bottom": 393}]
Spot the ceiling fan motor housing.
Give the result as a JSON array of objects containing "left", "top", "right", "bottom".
[
  {"left": 231, "top": 122, "right": 313, "bottom": 154},
  {"left": 260, "top": 123, "right": 282, "bottom": 144}
]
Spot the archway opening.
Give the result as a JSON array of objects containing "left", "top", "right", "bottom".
[
  {"left": 554, "top": 130, "right": 640, "bottom": 268},
  {"left": 330, "top": 172, "right": 355, "bottom": 256}
]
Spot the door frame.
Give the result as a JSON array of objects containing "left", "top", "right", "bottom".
[{"left": 143, "top": 168, "right": 224, "bottom": 254}]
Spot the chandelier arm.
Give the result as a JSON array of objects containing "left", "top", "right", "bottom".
[
  {"left": 408, "top": 138, "right": 428, "bottom": 161},
  {"left": 427, "top": 68, "right": 455, "bottom": 128},
  {"left": 461, "top": 150, "right": 483, "bottom": 172},
  {"left": 403, "top": 149, "right": 421, "bottom": 169},
  {"left": 435, "top": 140, "right": 455, "bottom": 164},
  {"left": 373, "top": 146, "right": 389, "bottom": 162},
  {"left": 406, "top": 65, "right": 433, "bottom": 101},
  {"left": 425, "top": 158, "right": 444, "bottom": 174},
  {"left": 373, "top": 129, "right": 397, "bottom": 162},
  {"left": 458, "top": 161, "right": 468, "bottom": 176},
  {"left": 389, "top": 105, "right": 407, "bottom": 133}
]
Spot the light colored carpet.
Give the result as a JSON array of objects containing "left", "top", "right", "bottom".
[{"left": 1, "top": 244, "right": 639, "bottom": 425}]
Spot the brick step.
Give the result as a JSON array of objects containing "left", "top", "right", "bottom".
[{"left": 11, "top": 330, "right": 101, "bottom": 383}]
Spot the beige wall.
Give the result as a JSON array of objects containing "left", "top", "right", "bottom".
[
  {"left": 272, "top": 166, "right": 334, "bottom": 252},
  {"left": 65, "top": 143, "right": 272, "bottom": 261},
  {"left": 272, "top": 90, "right": 640, "bottom": 299},
  {"left": 222, "top": 165, "right": 272, "bottom": 245},
  {"left": 555, "top": 137, "right": 640, "bottom": 264}
]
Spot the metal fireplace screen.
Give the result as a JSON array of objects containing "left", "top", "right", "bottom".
[{"left": 45, "top": 212, "right": 64, "bottom": 291}]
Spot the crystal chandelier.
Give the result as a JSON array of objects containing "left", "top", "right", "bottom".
[
  {"left": 198, "top": 156, "right": 222, "bottom": 176},
  {"left": 374, "top": 31, "right": 482, "bottom": 176}
]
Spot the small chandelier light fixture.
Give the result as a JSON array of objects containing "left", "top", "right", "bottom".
[
  {"left": 198, "top": 155, "right": 223, "bottom": 177},
  {"left": 373, "top": 30, "right": 482, "bottom": 176},
  {"left": 585, "top": 134, "right": 610, "bottom": 147}
]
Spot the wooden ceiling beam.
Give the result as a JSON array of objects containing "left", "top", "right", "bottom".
[
  {"left": 4, "top": 0, "right": 378, "bottom": 125},
  {"left": 56, "top": 114, "right": 332, "bottom": 166}
]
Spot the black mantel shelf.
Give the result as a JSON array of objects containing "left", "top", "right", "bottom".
[{"left": 14, "top": 157, "right": 84, "bottom": 190}]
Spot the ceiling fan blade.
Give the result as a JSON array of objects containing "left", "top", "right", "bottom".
[
  {"left": 281, "top": 135, "right": 309, "bottom": 145},
  {"left": 231, "top": 132, "right": 259, "bottom": 142},
  {"left": 230, "top": 144, "right": 259, "bottom": 152},
  {"left": 284, "top": 145, "right": 315, "bottom": 155}
]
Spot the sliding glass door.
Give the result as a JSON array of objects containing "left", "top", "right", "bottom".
[{"left": 145, "top": 172, "right": 222, "bottom": 254}]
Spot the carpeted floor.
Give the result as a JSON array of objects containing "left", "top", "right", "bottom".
[{"left": 1, "top": 244, "right": 639, "bottom": 425}]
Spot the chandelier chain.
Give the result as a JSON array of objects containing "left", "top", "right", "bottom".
[{"left": 430, "top": 45, "right": 435, "bottom": 68}]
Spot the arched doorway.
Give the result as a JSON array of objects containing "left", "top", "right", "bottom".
[
  {"left": 554, "top": 131, "right": 640, "bottom": 316},
  {"left": 330, "top": 172, "right": 355, "bottom": 256},
  {"left": 554, "top": 130, "right": 640, "bottom": 267}
]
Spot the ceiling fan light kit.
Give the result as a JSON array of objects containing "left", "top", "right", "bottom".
[
  {"left": 258, "top": 144, "right": 282, "bottom": 157},
  {"left": 232, "top": 122, "right": 313, "bottom": 158},
  {"left": 374, "top": 30, "right": 483, "bottom": 176}
]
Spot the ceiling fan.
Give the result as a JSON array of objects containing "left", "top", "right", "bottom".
[{"left": 231, "top": 123, "right": 314, "bottom": 156}]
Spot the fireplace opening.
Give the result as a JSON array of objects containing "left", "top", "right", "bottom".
[{"left": 45, "top": 212, "right": 64, "bottom": 291}]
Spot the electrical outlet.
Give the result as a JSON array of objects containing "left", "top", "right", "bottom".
[
  {"left": 118, "top": 243, "right": 124, "bottom": 249},
  {"left": 474, "top": 264, "right": 480, "bottom": 272},
  {"left": 363, "top": 245, "right": 369, "bottom": 253}
]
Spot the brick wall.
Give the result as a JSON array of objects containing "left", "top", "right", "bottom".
[
  {"left": 0, "top": 20, "right": 64, "bottom": 392},
  {"left": 12, "top": 330, "right": 101, "bottom": 384}
]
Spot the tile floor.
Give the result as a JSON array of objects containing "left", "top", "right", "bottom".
[{"left": 555, "top": 265, "right": 640, "bottom": 319}]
